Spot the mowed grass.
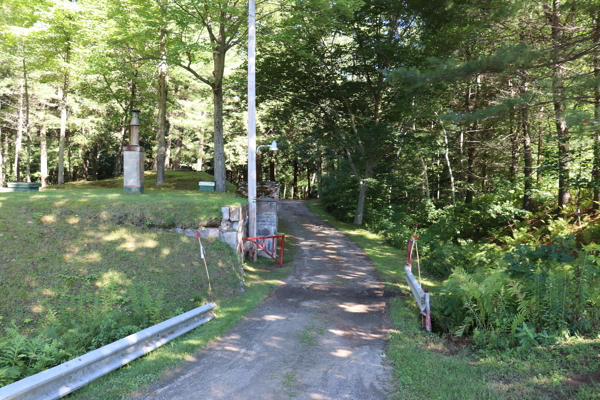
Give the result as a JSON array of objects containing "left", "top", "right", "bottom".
[
  {"left": 0, "top": 171, "right": 297, "bottom": 398},
  {"left": 305, "top": 200, "right": 600, "bottom": 400},
  {"left": 18, "top": 171, "right": 244, "bottom": 229},
  {"left": 0, "top": 171, "right": 245, "bottom": 336}
]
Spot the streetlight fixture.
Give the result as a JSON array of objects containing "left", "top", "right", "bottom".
[{"left": 256, "top": 140, "right": 278, "bottom": 155}]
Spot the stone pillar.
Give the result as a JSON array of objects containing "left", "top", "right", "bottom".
[
  {"left": 236, "top": 181, "right": 280, "bottom": 258},
  {"left": 123, "top": 109, "right": 144, "bottom": 194}
]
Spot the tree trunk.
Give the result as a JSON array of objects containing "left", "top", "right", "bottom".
[
  {"left": 481, "top": 153, "right": 487, "bottom": 191},
  {"left": 317, "top": 152, "right": 322, "bottom": 194},
  {"left": 0, "top": 101, "right": 3, "bottom": 187},
  {"left": 14, "top": 77, "right": 25, "bottom": 182},
  {"left": 256, "top": 153, "right": 262, "bottom": 182},
  {"left": 421, "top": 157, "right": 430, "bottom": 200},
  {"left": 593, "top": 12, "right": 600, "bottom": 209},
  {"left": 537, "top": 115, "right": 545, "bottom": 184},
  {"left": 25, "top": 131, "right": 31, "bottom": 183},
  {"left": 213, "top": 85, "right": 226, "bottom": 191},
  {"left": 292, "top": 157, "right": 298, "bottom": 199},
  {"left": 270, "top": 157, "right": 276, "bottom": 181},
  {"left": 353, "top": 161, "right": 373, "bottom": 225},
  {"left": 91, "top": 142, "right": 98, "bottom": 181},
  {"left": 165, "top": 132, "right": 172, "bottom": 170},
  {"left": 58, "top": 68, "right": 69, "bottom": 185},
  {"left": 441, "top": 123, "right": 456, "bottom": 206},
  {"left": 307, "top": 167, "right": 311, "bottom": 198},
  {"left": 67, "top": 131, "right": 73, "bottom": 183},
  {"left": 156, "top": 22, "right": 168, "bottom": 186},
  {"left": 549, "top": 0, "right": 571, "bottom": 208},
  {"left": 197, "top": 132, "right": 204, "bottom": 171},
  {"left": 23, "top": 59, "right": 30, "bottom": 183},
  {"left": 173, "top": 130, "right": 182, "bottom": 170},
  {"left": 2, "top": 125, "right": 8, "bottom": 184},
  {"left": 83, "top": 149, "right": 89, "bottom": 181},
  {"left": 465, "top": 141, "right": 475, "bottom": 203},
  {"left": 523, "top": 105, "right": 533, "bottom": 211},
  {"left": 510, "top": 110, "right": 519, "bottom": 183}
]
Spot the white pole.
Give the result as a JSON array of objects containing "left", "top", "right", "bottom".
[{"left": 248, "top": 0, "right": 257, "bottom": 260}]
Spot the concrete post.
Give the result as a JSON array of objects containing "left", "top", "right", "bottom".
[
  {"left": 248, "top": 0, "right": 257, "bottom": 261},
  {"left": 123, "top": 109, "right": 145, "bottom": 194}
]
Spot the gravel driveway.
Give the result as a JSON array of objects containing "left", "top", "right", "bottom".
[{"left": 138, "top": 200, "right": 391, "bottom": 400}]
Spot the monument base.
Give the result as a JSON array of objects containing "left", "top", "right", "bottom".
[{"left": 123, "top": 146, "right": 145, "bottom": 194}]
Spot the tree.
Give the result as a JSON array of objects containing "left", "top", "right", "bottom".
[
  {"left": 257, "top": 0, "right": 418, "bottom": 224},
  {"left": 169, "top": 0, "right": 251, "bottom": 191}
]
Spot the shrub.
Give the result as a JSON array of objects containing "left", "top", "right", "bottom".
[{"left": 433, "top": 242, "right": 599, "bottom": 347}]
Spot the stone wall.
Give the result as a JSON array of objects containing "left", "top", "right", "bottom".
[{"left": 219, "top": 204, "right": 249, "bottom": 260}]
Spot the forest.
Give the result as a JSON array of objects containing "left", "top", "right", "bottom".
[{"left": 1, "top": 0, "right": 599, "bottom": 348}]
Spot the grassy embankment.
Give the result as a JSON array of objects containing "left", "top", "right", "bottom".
[
  {"left": 0, "top": 171, "right": 296, "bottom": 399},
  {"left": 305, "top": 200, "right": 599, "bottom": 400}
]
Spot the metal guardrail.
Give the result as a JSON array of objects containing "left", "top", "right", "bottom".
[
  {"left": 404, "top": 265, "right": 432, "bottom": 332},
  {"left": 0, "top": 303, "right": 216, "bottom": 400}
]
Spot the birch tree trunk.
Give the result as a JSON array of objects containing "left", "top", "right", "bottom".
[
  {"left": 40, "top": 122, "right": 48, "bottom": 188},
  {"left": 523, "top": 105, "right": 533, "bottom": 211},
  {"left": 440, "top": 123, "right": 456, "bottom": 206}
]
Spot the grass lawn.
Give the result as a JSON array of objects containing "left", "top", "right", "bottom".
[
  {"left": 0, "top": 171, "right": 245, "bottom": 336},
  {"left": 305, "top": 200, "right": 600, "bottom": 400},
  {"left": 0, "top": 171, "right": 298, "bottom": 397}
]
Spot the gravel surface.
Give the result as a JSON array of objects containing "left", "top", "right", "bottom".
[{"left": 137, "top": 200, "right": 392, "bottom": 400}]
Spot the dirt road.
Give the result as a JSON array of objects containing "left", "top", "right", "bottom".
[{"left": 139, "top": 200, "right": 391, "bottom": 400}]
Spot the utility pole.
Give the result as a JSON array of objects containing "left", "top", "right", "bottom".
[{"left": 248, "top": 0, "right": 257, "bottom": 260}]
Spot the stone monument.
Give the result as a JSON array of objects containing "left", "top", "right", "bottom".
[{"left": 123, "top": 109, "right": 144, "bottom": 194}]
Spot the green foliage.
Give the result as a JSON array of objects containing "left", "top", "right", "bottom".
[
  {"left": 0, "top": 325, "right": 71, "bottom": 386},
  {"left": 434, "top": 242, "right": 599, "bottom": 347},
  {"left": 0, "top": 283, "right": 169, "bottom": 387},
  {"left": 425, "top": 240, "right": 503, "bottom": 278}
]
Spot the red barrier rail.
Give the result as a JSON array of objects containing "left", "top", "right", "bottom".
[{"left": 242, "top": 235, "right": 285, "bottom": 266}]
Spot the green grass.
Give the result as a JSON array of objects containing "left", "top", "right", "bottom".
[
  {"left": 0, "top": 171, "right": 297, "bottom": 397},
  {"left": 305, "top": 200, "right": 600, "bottom": 400},
  {"left": 0, "top": 172, "right": 246, "bottom": 337},
  {"left": 4, "top": 171, "right": 245, "bottom": 230},
  {"left": 59, "top": 170, "right": 238, "bottom": 193},
  {"left": 67, "top": 221, "right": 297, "bottom": 399}
]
